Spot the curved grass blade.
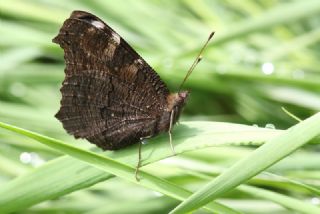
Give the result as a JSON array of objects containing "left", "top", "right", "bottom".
[
  {"left": 170, "top": 113, "right": 320, "bottom": 214},
  {"left": 187, "top": 171, "right": 320, "bottom": 213},
  {"left": 2, "top": 121, "right": 271, "bottom": 214},
  {"left": 182, "top": 0, "right": 320, "bottom": 54}
]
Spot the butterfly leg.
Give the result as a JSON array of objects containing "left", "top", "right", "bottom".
[
  {"left": 135, "top": 141, "right": 143, "bottom": 181},
  {"left": 135, "top": 137, "right": 151, "bottom": 181},
  {"left": 168, "top": 110, "right": 176, "bottom": 155}
]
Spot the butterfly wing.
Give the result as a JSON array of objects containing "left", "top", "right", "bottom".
[{"left": 53, "top": 11, "right": 170, "bottom": 150}]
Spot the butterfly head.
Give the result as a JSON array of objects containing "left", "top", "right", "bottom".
[
  {"left": 177, "top": 91, "right": 189, "bottom": 106},
  {"left": 167, "top": 91, "right": 189, "bottom": 112}
]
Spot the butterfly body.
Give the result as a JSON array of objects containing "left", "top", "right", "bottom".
[{"left": 53, "top": 11, "right": 188, "bottom": 150}]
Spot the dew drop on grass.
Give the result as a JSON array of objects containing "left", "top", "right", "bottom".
[
  {"left": 311, "top": 197, "right": 320, "bottom": 205},
  {"left": 152, "top": 191, "right": 163, "bottom": 197},
  {"left": 20, "top": 152, "right": 44, "bottom": 166},
  {"left": 261, "top": 62, "right": 274, "bottom": 75},
  {"left": 30, "top": 153, "right": 45, "bottom": 167},
  {"left": 20, "top": 152, "right": 32, "bottom": 164},
  {"left": 265, "top": 123, "right": 275, "bottom": 129}
]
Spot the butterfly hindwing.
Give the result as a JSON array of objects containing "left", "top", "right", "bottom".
[{"left": 53, "top": 11, "right": 170, "bottom": 150}]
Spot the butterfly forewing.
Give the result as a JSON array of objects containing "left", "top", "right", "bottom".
[{"left": 53, "top": 11, "right": 170, "bottom": 150}]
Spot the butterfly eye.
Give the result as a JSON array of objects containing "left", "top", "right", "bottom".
[{"left": 179, "top": 91, "right": 189, "bottom": 99}]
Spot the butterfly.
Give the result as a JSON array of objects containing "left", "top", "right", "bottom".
[{"left": 53, "top": 10, "right": 213, "bottom": 180}]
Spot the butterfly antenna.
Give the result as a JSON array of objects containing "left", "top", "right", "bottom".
[{"left": 178, "top": 31, "right": 215, "bottom": 92}]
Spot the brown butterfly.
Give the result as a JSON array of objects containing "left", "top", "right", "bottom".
[{"left": 53, "top": 10, "right": 213, "bottom": 180}]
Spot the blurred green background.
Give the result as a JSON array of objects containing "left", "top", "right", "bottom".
[{"left": 0, "top": 0, "right": 319, "bottom": 213}]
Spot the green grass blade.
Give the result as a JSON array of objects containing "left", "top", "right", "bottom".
[
  {"left": 181, "top": 0, "right": 320, "bottom": 55},
  {"left": 169, "top": 113, "right": 320, "bottom": 214},
  {"left": 188, "top": 171, "right": 320, "bottom": 213},
  {"left": 2, "top": 121, "right": 271, "bottom": 214},
  {"left": 0, "top": 0, "right": 67, "bottom": 24},
  {"left": 238, "top": 185, "right": 320, "bottom": 214}
]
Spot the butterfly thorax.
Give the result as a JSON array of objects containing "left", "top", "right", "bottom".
[{"left": 156, "top": 91, "right": 189, "bottom": 133}]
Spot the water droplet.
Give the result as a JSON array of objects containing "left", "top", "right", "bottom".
[
  {"left": 252, "top": 124, "right": 259, "bottom": 127},
  {"left": 30, "top": 152, "right": 44, "bottom": 167},
  {"left": 20, "top": 152, "right": 32, "bottom": 164},
  {"left": 19, "top": 152, "right": 44, "bottom": 166},
  {"left": 265, "top": 123, "right": 275, "bottom": 129},
  {"left": 261, "top": 62, "right": 274, "bottom": 75},
  {"left": 152, "top": 191, "right": 163, "bottom": 197},
  {"left": 311, "top": 197, "right": 320, "bottom": 205},
  {"left": 10, "top": 82, "right": 27, "bottom": 97},
  {"left": 141, "top": 140, "right": 148, "bottom": 145}
]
